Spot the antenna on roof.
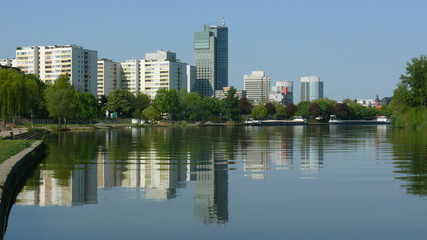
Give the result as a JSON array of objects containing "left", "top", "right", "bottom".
[{"left": 222, "top": 17, "right": 226, "bottom": 26}]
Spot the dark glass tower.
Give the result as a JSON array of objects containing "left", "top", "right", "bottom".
[{"left": 194, "top": 23, "right": 228, "bottom": 96}]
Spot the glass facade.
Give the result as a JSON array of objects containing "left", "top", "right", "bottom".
[{"left": 194, "top": 25, "right": 228, "bottom": 96}]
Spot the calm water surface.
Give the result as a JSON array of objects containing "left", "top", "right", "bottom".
[{"left": 6, "top": 125, "right": 427, "bottom": 240}]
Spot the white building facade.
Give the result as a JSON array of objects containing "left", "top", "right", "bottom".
[
  {"left": 97, "top": 58, "right": 121, "bottom": 98},
  {"left": 244, "top": 71, "right": 270, "bottom": 103},
  {"left": 15, "top": 45, "right": 98, "bottom": 95}
]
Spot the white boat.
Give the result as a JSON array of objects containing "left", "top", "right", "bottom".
[
  {"left": 329, "top": 115, "right": 344, "bottom": 124},
  {"left": 376, "top": 115, "right": 391, "bottom": 123},
  {"left": 292, "top": 116, "right": 307, "bottom": 123}
]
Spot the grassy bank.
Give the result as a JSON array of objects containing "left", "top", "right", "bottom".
[{"left": 0, "top": 140, "right": 35, "bottom": 164}]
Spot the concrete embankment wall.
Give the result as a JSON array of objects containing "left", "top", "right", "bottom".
[{"left": 0, "top": 141, "right": 46, "bottom": 239}]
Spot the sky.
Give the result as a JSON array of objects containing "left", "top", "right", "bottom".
[{"left": 2, "top": 0, "right": 427, "bottom": 101}]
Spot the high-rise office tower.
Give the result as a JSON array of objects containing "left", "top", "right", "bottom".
[
  {"left": 300, "top": 76, "right": 323, "bottom": 102},
  {"left": 244, "top": 71, "right": 270, "bottom": 103},
  {"left": 194, "top": 20, "right": 228, "bottom": 96}
]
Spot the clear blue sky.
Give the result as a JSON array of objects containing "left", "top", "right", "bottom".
[{"left": 2, "top": 0, "right": 427, "bottom": 101}]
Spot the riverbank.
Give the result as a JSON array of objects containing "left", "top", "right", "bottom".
[
  {"left": 0, "top": 140, "right": 45, "bottom": 238},
  {"left": 0, "top": 141, "right": 34, "bottom": 164}
]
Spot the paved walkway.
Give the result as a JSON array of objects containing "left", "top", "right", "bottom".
[{"left": 0, "top": 125, "right": 28, "bottom": 139}]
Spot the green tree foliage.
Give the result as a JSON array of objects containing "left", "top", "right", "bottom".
[
  {"left": 333, "top": 103, "right": 354, "bottom": 120},
  {"left": 141, "top": 106, "right": 160, "bottom": 124},
  {"left": 74, "top": 91, "right": 100, "bottom": 120},
  {"left": 391, "top": 56, "right": 427, "bottom": 129},
  {"left": 182, "top": 92, "right": 202, "bottom": 121},
  {"left": 238, "top": 97, "right": 253, "bottom": 115},
  {"left": 274, "top": 104, "right": 287, "bottom": 120},
  {"left": 250, "top": 105, "right": 268, "bottom": 120},
  {"left": 154, "top": 88, "right": 181, "bottom": 120},
  {"left": 309, "top": 102, "right": 322, "bottom": 119},
  {"left": 106, "top": 89, "right": 135, "bottom": 117},
  {"left": 313, "top": 98, "right": 335, "bottom": 119},
  {"left": 0, "top": 69, "right": 46, "bottom": 123},
  {"left": 399, "top": 55, "right": 427, "bottom": 107},
  {"left": 296, "top": 101, "right": 311, "bottom": 118},
  {"left": 265, "top": 102, "right": 276, "bottom": 118},
  {"left": 201, "top": 97, "right": 221, "bottom": 121},
  {"left": 284, "top": 103, "right": 297, "bottom": 117},
  {"left": 44, "top": 75, "right": 75, "bottom": 129},
  {"left": 221, "top": 87, "right": 239, "bottom": 121},
  {"left": 132, "top": 92, "right": 151, "bottom": 119}
]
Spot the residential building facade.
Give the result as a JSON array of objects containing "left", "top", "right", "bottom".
[
  {"left": 97, "top": 58, "right": 121, "bottom": 98},
  {"left": 300, "top": 76, "right": 323, "bottom": 102},
  {"left": 15, "top": 45, "right": 98, "bottom": 95},
  {"left": 139, "top": 50, "right": 189, "bottom": 98},
  {"left": 244, "top": 71, "right": 270, "bottom": 103}
]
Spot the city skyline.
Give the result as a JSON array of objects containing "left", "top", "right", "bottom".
[{"left": 2, "top": 0, "right": 427, "bottom": 101}]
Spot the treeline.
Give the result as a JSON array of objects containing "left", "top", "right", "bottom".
[
  {"left": 1, "top": 67, "right": 390, "bottom": 128},
  {"left": 390, "top": 55, "right": 427, "bottom": 129}
]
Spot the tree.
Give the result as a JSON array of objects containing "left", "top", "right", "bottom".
[
  {"left": 296, "top": 101, "right": 311, "bottom": 118},
  {"left": 154, "top": 89, "right": 181, "bottom": 120},
  {"left": 106, "top": 89, "right": 135, "bottom": 117},
  {"left": 333, "top": 103, "right": 354, "bottom": 120},
  {"left": 141, "top": 106, "right": 160, "bottom": 124},
  {"left": 313, "top": 98, "right": 335, "bottom": 120},
  {"left": 221, "top": 87, "right": 239, "bottom": 121},
  {"left": 132, "top": 92, "right": 151, "bottom": 118},
  {"left": 399, "top": 55, "right": 427, "bottom": 107},
  {"left": 284, "top": 104, "right": 297, "bottom": 118},
  {"left": 265, "top": 102, "right": 276, "bottom": 118},
  {"left": 250, "top": 105, "right": 268, "bottom": 120},
  {"left": 201, "top": 97, "right": 221, "bottom": 121},
  {"left": 238, "top": 97, "right": 253, "bottom": 115},
  {"left": 182, "top": 92, "right": 202, "bottom": 121},
  {"left": 309, "top": 103, "right": 322, "bottom": 119},
  {"left": 74, "top": 91, "right": 100, "bottom": 121},
  {"left": 0, "top": 68, "right": 46, "bottom": 124},
  {"left": 44, "top": 74, "right": 75, "bottom": 129},
  {"left": 274, "top": 104, "right": 287, "bottom": 120}
]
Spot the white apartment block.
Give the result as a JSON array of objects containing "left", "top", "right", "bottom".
[
  {"left": 138, "top": 50, "right": 190, "bottom": 98},
  {"left": 15, "top": 45, "right": 98, "bottom": 95},
  {"left": 120, "top": 59, "right": 140, "bottom": 94},
  {"left": 97, "top": 58, "right": 121, "bottom": 98},
  {"left": 244, "top": 71, "right": 271, "bottom": 104},
  {"left": 0, "top": 58, "right": 16, "bottom": 67}
]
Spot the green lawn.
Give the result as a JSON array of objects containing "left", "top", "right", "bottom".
[{"left": 0, "top": 140, "right": 34, "bottom": 164}]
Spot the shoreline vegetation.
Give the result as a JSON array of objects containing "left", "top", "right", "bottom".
[
  {"left": 1, "top": 56, "right": 427, "bottom": 131},
  {"left": 0, "top": 140, "right": 34, "bottom": 163}
]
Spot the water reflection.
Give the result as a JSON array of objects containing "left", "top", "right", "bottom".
[{"left": 14, "top": 125, "right": 427, "bottom": 227}]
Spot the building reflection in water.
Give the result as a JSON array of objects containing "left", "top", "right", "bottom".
[{"left": 16, "top": 128, "right": 228, "bottom": 224}]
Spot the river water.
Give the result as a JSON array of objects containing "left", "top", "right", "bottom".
[{"left": 5, "top": 125, "right": 427, "bottom": 240}]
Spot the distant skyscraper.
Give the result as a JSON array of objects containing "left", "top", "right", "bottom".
[
  {"left": 269, "top": 81, "right": 293, "bottom": 105},
  {"left": 194, "top": 21, "right": 228, "bottom": 96},
  {"left": 300, "top": 76, "right": 323, "bottom": 102},
  {"left": 244, "top": 71, "right": 270, "bottom": 103}
]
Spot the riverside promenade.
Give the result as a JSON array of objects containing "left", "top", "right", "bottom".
[{"left": 0, "top": 136, "right": 45, "bottom": 239}]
